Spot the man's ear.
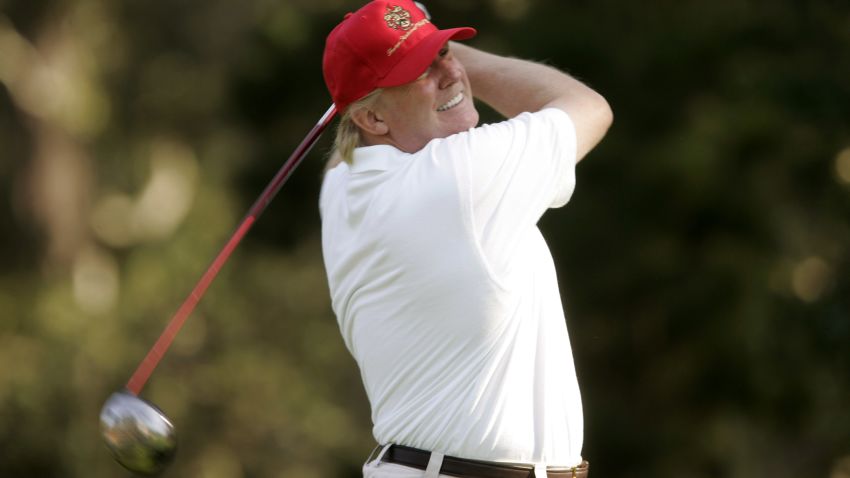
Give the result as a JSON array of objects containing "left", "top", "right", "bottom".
[{"left": 350, "top": 107, "right": 389, "bottom": 136}]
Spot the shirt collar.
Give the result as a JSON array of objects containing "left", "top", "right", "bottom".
[{"left": 350, "top": 144, "right": 408, "bottom": 173}]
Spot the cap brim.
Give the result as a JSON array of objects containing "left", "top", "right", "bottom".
[{"left": 377, "top": 26, "right": 477, "bottom": 88}]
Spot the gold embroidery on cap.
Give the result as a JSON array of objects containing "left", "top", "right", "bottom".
[
  {"left": 386, "top": 18, "right": 430, "bottom": 56},
  {"left": 384, "top": 6, "right": 413, "bottom": 30}
]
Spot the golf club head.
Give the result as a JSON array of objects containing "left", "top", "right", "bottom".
[{"left": 100, "top": 389, "right": 177, "bottom": 475}]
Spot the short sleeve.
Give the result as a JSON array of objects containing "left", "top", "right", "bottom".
[
  {"left": 469, "top": 108, "right": 577, "bottom": 215},
  {"left": 428, "top": 108, "right": 577, "bottom": 274}
]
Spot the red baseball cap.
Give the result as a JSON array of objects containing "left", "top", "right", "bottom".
[{"left": 323, "top": 0, "right": 476, "bottom": 112}]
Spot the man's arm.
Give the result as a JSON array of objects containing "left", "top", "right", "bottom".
[{"left": 451, "top": 42, "right": 612, "bottom": 162}]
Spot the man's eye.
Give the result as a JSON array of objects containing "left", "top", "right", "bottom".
[{"left": 438, "top": 47, "right": 449, "bottom": 57}]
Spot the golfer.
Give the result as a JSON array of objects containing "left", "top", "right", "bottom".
[{"left": 320, "top": 1, "right": 612, "bottom": 477}]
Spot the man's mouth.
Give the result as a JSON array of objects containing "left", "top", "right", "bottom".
[{"left": 436, "top": 92, "right": 464, "bottom": 112}]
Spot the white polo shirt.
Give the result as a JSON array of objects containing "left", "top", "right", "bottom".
[{"left": 320, "top": 108, "right": 582, "bottom": 467}]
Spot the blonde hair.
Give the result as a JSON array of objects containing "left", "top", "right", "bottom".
[{"left": 326, "top": 89, "right": 383, "bottom": 172}]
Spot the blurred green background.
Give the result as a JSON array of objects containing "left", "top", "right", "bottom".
[{"left": 1, "top": 0, "right": 848, "bottom": 476}]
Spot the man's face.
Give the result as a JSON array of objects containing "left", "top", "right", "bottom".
[{"left": 373, "top": 43, "right": 479, "bottom": 153}]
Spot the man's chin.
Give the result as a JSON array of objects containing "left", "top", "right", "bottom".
[
  {"left": 468, "top": 110, "right": 480, "bottom": 129},
  {"left": 456, "top": 109, "right": 480, "bottom": 132}
]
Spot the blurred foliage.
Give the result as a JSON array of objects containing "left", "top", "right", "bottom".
[{"left": 0, "top": 0, "right": 848, "bottom": 477}]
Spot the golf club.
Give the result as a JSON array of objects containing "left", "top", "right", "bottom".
[{"left": 100, "top": 104, "right": 337, "bottom": 475}]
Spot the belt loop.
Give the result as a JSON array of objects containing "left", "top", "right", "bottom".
[
  {"left": 368, "top": 443, "right": 392, "bottom": 467},
  {"left": 364, "top": 444, "right": 381, "bottom": 465},
  {"left": 424, "top": 451, "right": 444, "bottom": 478},
  {"left": 534, "top": 463, "right": 548, "bottom": 478}
]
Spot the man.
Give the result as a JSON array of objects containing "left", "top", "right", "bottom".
[{"left": 319, "top": 1, "right": 612, "bottom": 477}]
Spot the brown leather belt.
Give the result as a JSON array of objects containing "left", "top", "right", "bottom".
[{"left": 382, "top": 444, "right": 589, "bottom": 478}]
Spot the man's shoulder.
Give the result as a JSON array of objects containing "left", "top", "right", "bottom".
[{"left": 427, "top": 108, "right": 574, "bottom": 158}]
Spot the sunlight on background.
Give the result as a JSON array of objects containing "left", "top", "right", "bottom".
[
  {"left": 72, "top": 246, "right": 120, "bottom": 314},
  {"left": 832, "top": 456, "right": 850, "bottom": 478},
  {"left": 90, "top": 138, "right": 199, "bottom": 247},
  {"left": 89, "top": 194, "right": 134, "bottom": 247},
  {"left": 791, "top": 256, "right": 832, "bottom": 303},
  {"left": 132, "top": 139, "right": 200, "bottom": 241},
  {"left": 836, "top": 147, "right": 850, "bottom": 185},
  {"left": 0, "top": 14, "right": 109, "bottom": 138}
]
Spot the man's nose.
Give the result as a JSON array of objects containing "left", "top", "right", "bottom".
[{"left": 437, "top": 59, "right": 462, "bottom": 89}]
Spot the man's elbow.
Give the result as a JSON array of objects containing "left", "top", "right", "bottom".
[
  {"left": 574, "top": 91, "right": 613, "bottom": 161},
  {"left": 592, "top": 91, "right": 614, "bottom": 136}
]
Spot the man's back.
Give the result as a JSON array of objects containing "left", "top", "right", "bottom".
[{"left": 320, "top": 109, "right": 584, "bottom": 466}]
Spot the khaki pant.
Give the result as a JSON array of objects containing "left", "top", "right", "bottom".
[
  {"left": 363, "top": 461, "right": 457, "bottom": 478},
  {"left": 362, "top": 445, "right": 452, "bottom": 478}
]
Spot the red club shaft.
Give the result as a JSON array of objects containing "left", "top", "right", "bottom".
[{"left": 126, "top": 105, "right": 338, "bottom": 396}]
